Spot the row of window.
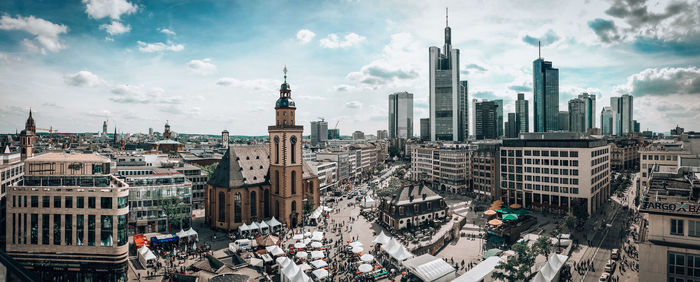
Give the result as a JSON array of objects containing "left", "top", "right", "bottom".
[
  {"left": 642, "top": 154, "right": 678, "bottom": 161},
  {"left": 1, "top": 165, "right": 23, "bottom": 181},
  {"left": 13, "top": 195, "right": 128, "bottom": 209},
  {"left": 668, "top": 251, "right": 700, "bottom": 280},
  {"left": 11, "top": 213, "right": 127, "bottom": 247},
  {"left": 670, "top": 219, "right": 700, "bottom": 237}
]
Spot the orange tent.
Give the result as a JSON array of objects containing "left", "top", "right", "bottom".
[
  {"left": 510, "top": 204, "right": 522, "bottom": 209},
  {"left": 134, "top": 234, "right": 149, "bottom": 247}
]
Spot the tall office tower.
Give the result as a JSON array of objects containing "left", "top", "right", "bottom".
[
  {"left": 221, "top": 130, "right": 229, "bottom": 148},
  {"left": 102, "top": 120, "right": 108, "bottom": 135},
  {"left": 610, "top": 94, "right": 634, "bottom": 135},
  {"left": 460, "top": 80, "right": 469, "bottom": 140},
  {"left": 310, "top": 119, "right": 329, "bottom": 147},
  {"left": 327, "top": 129, "right": 340, "bottom": 140},
  {"left": 578, "top": 93, "right": 596, "bottom": 130},
  {"left": 494, "top": 99, "right": 504, "bottom": 137},
  {"left": 148, "top": 127, "right": 153, "bottom": 136},
  {"left": 474, "top": 100, "right": 499, "bottom": 140},
  {"left": 388, "top": 92, "right": 414, "bottom": 139},
  {"left": 505, "top": 113, "right": 518, "bottom": 138},
  {"left": 634, "top": 120, "right": 640, "bottom": 133},
  {"left": 420, "top": 118, "right": 430, "bottom": 140},
  {"left": 601, "top": 107, "right": 616, "bottom": 136},
  {"left": 533, "top": 44, "right": 559, "bottom": 132},
  {"left": 352, "top": 131, "right": 365, "bottom": 140},
  {"left": 515, "top": 93, "right": 529, "bottom": 134},
  {"left": 558, "top": 111, "right": 569, "bottom": 131},
  {"left": 376, "top": 130, "right": 388, "bottom": 140},
  {"left": 429, "top": 10, "right": 463, "bottom": 141},
  {"left": 568, "top": 98, "right": 586, "bottom": 133}
]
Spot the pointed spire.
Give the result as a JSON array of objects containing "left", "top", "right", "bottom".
[
  {"left": 446, "top": 7, "right": 448, "bottom": 27},
  {"left": 538, "top": 41, "right": 541, "bottom": 59},
  {"left": 283, "top": 65, "right": 288, "bottom": 82}
]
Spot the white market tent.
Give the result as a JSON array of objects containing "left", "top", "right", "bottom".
[
  {"left": 249, "top": 222, "right": 260, "bottom": 232},
  {"left": 267, "top": 217, "right": 282, "bottom": 231},
  {"left": 176, "top": 228, "right": 198, "bottom": 240},
  {"left": 259, "top": 221, "right": 270, "bottom": 233},
  {"left": 381, "top": 238, "right": 398, "bottom": 253},
  {"left": 296, "top": 251, "right": 309, "bottom": 259},
  {"left": 348, "top": 241, "right": 363, "bottom": 248},
  {"left": 239, "top": 223, "right": 250, "bottom": 234},
  {"left": 323, "top": 206, "right": 333, "bottom": 212},
  {"left": 372, "top": 231, "right": 390, "bottom": 245},
  {"left": 266, "top": 245, "right": 286, "bottom": 257},
  {"left": 310, "top": 250, "right": 325, "bottom": 259},
  {"left": 390, "top": 245, "right": 414, "bottom": 261},
  {"left": 311, "top": 231, "right": 324, "bottom": 242},
  {"left": 304, "top": 231, "right": 312, "bottom": 237},
  {"left": 310, "top": 206, "right": 324, "bottom": 220},
  {"left": 310, "top": 259, "right": 328, "bottom": 268},
  {"left": 299, "top": 263, "right": 312, "bottom": 272},
  {"left": 303, "top": 238, "right": 312, "bottom": 245},
  {"left": 403, "top": 254, "right": 456, "bottom": 282},
  {"left": 138, "top": 246, "right": 156, "bottom": 268},
  {"left": 362, "top": 195, "right": 377, "bottom": 208},
  {"left": 531, "top": 254, "right": 569, "bottom": 282},
  {"left": 250, "top": 257, "right": 264, "bottom": 267},
  {"left": 310, "top": 242, "right": 323, "bottom": 248},
  {"left": 453, "top": 256, "right": 504, "bottom": 282},
  {"left": 280, "top": 261, "right": 312, "bottom": 282},
  {"left": 294, "top": 242, "right": 307, "bottom": 249},
  {"left": 293, "top": 234, "right": 304, "bottom": 241},
  {"left": 312, "top": 268, "right": 329, "bottom": 280},
  {"left": 277, "top": 257, "right": 292, "bottom": 268}
]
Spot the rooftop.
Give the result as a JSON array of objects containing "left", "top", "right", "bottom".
[
  {"left": 640, "top": 165, "right": 700, "bottom": 217},
  {"left": 28, "top": 152, "right": 110, "bottom": 163}
]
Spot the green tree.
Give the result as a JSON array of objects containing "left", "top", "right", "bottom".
[
  {"left": 561, "top": 215, "right": 576, "bottom": 233},
  {"left": 388, "top": 146, "right": 400, "bottom": 158},
  {"left": 202, "top": 163, "right": 219, "bottom": 176},
  {"left": 160, "top": 197, "right": 186, "bottom": 233},
  {"left": 571, "top": 199, "right": 589, "bottom": 220},
  {"left": 533, "top": 235, "right": 552, "bottom": 258},
  {"left": 493, "top": 243, "right": 536, "bottom": 282}
]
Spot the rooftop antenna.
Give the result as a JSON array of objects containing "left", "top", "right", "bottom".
[
  {"left": 446, "top": 7, "right": 448, "bottom": 27},
  {"left": 538, "top": 41, "right": 541, "bottom": 59},
  {"left": 283, "top": 65, "right": 288, "bottom": 82}
]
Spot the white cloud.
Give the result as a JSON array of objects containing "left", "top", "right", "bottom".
[
  {"left": 187, "top": 58, "right": 217, "bottom": 75},
  {"left": 319, "top": 33, "right": 366, "bottom": 48},
  {"left": 216, "top": 77, "right": 281, "bottom": 93},
  {"left": 345, "top": 101, "right": 362, "bottom": 109},
  {"left": 296, "top": 29, "right": 316, "bottom": 44},
  {"left": 100, "top": 21, "right": 130, "bottom": 35},
  {"left": 83, "top": 0, "right": 138, "bottom": 20},
  {"left": 110, "top": 84, "right": 182, "bottom": 104},
  {"left": 343, "top": 33, "right": 422, "bottom": 87},
  {"left": 0, "top": 15, "right": 68, "bottom": 53},
  {"left": 137, "top": 41, "right": 184, "bottom": 52},
  {"left": 160, "top": 28, "right": 176, "bottom": 35},
  {"left": 614, "top": 67, "right": 700, "bottom": 97},
  {"left": 64, "top": 71, "right": 105, "bottom": 87}
]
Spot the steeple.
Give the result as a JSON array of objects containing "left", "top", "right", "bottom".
[{"left": 25, "top": 108, "right": 36, "bottom": 131}]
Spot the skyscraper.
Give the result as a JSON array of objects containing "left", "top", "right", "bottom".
[
  {"left": 515, "top": 93, "right": 529, "bottom": 134},
  {"left": 420, "top": 118, "right": 430, "bottom": 140},
  {"left": 533, "top": 44, "right": 559, "bottom": 132},
  {"left": 460, "top": 80, "right": 469, "bottom": 140},
  {"left": 505, "top": 113, "right": 517, "bottom": 138},
  {"left": 568, "top": 98, "right": 586, "bottom": 133},
  {"left": 558, "top": 111, "right": 569, "bottom": 131},
  {"left": 634, "top": 120, "right": 640, "bottom": 133},
  {"left": 494, "top": 99, "right": 504, "bottom": 137},
  {"left": 474, "top": 100, "right": 498, "bottom": 140},
  {"left": 388, "top": 92, "right": 414, "bottom": 139},
  {"left": 310, "top": 119, "right": 328, "bottom": 147},
  {"left": 610, "top": 94, "right": 633, "bottom": 135},
  {"left": 601, "top": 107, "right": 615, "bottom": 136},
  {"left": 429, "top": 10, "right": 464, "bottom": 141},
  {"left": 102, "top": 120, "right": 108, "bottom": 135},
  {"left": 578, "top": 93, "right": 596, "bottom": 130}
]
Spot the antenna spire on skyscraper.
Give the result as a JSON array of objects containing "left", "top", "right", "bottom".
[
  {"left": 538, "top": 41, "right": 541, "bottom": 59},
  {"left": 446, "top": 7, "right": 448, "bottom": 27}
]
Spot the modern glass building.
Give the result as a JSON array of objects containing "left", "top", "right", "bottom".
[
  {"left": 388, "top": 92, "right": 414, "bottom": 139},
  {"left": 601, "top": 106, "right": 615, "bottom": 136},
  {"left": 533, "top": 58, "right": 559, "bottom": 132},
  {"left": 558, "top": 111, "right": 569, "bottom": 131},
  {"left": 610, "top": 94, "right": 634, "bottom": 135},
  {"left": 578, "top": 93, "right": 596, "bottom": 130},
  {"left": 310, "top": 119, "right": 328, "bottom": 147},
  {"left": 516, "top": 93, "right": 529, "bottom": 134},
  {"left": 475, "top": 100, "right": 499, "bottom": 140},
  {"left": 495, "top": 99, "right": 504, "bottom": 138},
  {"left": 568, "top": 98, "right": 586, "bottom": 133}
]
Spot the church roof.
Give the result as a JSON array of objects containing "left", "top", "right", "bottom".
[{"left": 208, "top": 145, "right": 270, "bottom": 188}]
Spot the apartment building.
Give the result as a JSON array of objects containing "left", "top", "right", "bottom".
[
  {"left": 308, "top": 161, "right": 337, "bottom": 192},
  {"left": 639, "top": 140, "right": 690, "bottom": 188},
  {"left": 0, "top": 147, "right": 24, "bottom": 249},
  {"left": 5, "top": 153, "right": 129, "bottom": 281},
  {"left": 410, "top": 144, "right": 469, "bottom": 193},
  {"left": 471, "top": 141, "right": 500, "bottom": 199},
  {"left": 500, "top": 133, "right": 611, "bottom": 215},
  {"left": 609, "top": 138, "right": 641, "bottom": 172}
]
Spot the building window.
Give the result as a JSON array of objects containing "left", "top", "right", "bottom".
[
  {"left": 101, "top": 197, "right": 112, "bottom": 209},
  {"left": 88, "top": 197, "right": 96, "bottom": 209},
  {"left": 117, "top": 196, "right": 128, "bottom": 209},
  {"left": 77, "top": 215, "right": 84, "bottom": 246},
  {"left": 77, "top": 196, "right": 84, "bottom": 208},
  {"left": 275, "top": 171, "right": 280, "bottom": 194},
  {"left": 274, "top": 137, "right": 280, "bottom": 164},
  {"left": 53, "top": 214, "right": 61, "bottom": 245},
  {"left": 54, "top": 196, "right": 61, "bottom": 208},
  {"left": 671, "top": 219, "right": 685, "bottom": 235},
  {"left": 42, "top": 214, "right": 49, "bottom": 245},
  {"left": 65, "top": 214, "right": 72, "bottom": 245},
  {"left": 118, "top": 214, "right": 127, "bottom": 246},
  {"left": 42, "top": 196, "right": 50, "bottom": 208},
  {"left": 234, "top": 192, "right": 242, "bottom": 223},
  {"left": 88, "top": 214, "right": 96, "bottom": 246},
  {"left": 65, "top": 196, "right": 73, "bottom": 208},
  {"left": 218, "top": 192, "right": 225, "bottom": 223},
  {"left": 668, "top": 251, "right": 700, "bottom": 280},
  {"left": 101, "top": 215, "right": 113, "bottom": 246},
  {"left": 689, "top": 221, "right": 700, "bottom": 237},
  {"left": 250, "top": 191, "right": 257, "bottom": 219},
  {"left": 30, "top": 214, "right": 38, "bottom": 244},
  {"left": 291, "top": 171, "right": 297, "bottom": 194},
  {"left": 290, "top": 136, "right": 297, "bottom": 164}
]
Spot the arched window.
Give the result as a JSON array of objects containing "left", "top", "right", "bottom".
[
  {"left": 217, "top": 192, "right": 225, "bottom": 222},
  {"left": 291, "top": 171, "right": 296, "bottom": 195},
  {"left": 290, "top": 136, "right": 297, "bottom": 164},
  {"left": 274, "top": 136, "right": 280, "bottom": 164},
  {"left": 250, "top": 191, "right": 257, "bottom": 219},
  {"left": 275, "top": 171, "right": 280, "bottom": 194},
  {"left": 309, "top": 182, "right": 314, "bottom": 194},
  {"left": 275, "top": 200, "right": 280, "bottom": 219},
  {"left": 234, "top": 193, "right": 242, "bottom": 223},
  {"left": 291, "top": 201, "right": 297, "bottom": 214}
]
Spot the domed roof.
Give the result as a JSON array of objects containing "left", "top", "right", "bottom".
[{"left": 276, "top": 97, "right": 296, "bottom": 108}]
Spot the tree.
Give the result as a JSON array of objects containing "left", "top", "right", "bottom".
[
  {"left": 160, "top": 197, "right": 186, "bottom": 233},
  {"left": 388, "top": 146, "right": 400, "bottom": 158},
  {"left": 493, "top": 243, "right": 536, "bottom": 282},
  {"left": 203, "top": 163, "right": 218, "bottom": 176},
  {"left": 561, "top": 215, "right": 576, "bottom": 233},
  {"left": 533, "top": 235, "right": 552, "bottom": 258},
  {"left": 571, "top": 198, "right": 589, "bottom": 220}
]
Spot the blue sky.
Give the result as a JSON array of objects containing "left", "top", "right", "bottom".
[{"left": 1, "top": 0, "right": 699, "bottom": 135}]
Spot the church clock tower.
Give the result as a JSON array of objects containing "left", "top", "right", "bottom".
[{"left": 268, "top": 66, "right": 304, "bottom": 227}]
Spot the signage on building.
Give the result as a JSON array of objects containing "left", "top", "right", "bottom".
[{"left": 642, "top": 200, "right": 700, "bottom": 216}]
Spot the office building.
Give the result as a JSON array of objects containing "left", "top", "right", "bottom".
[
  {"left": 568, "top": 98, "right": 586, "bottom": 133},
  {"left": 222, "top": 130, "right": 229, "bottom": 148},
  {"left": 533, "top": 51, "right": 559, "bottom": 132},
  {"left": 388, "top": 92, "right": 414, "bottom": 139},
  {"left": 0, "top": 147, "right": 24, "bottom": 250},
  {"left": 505, "top": 113, "right": 518, "bottom": 138},
  {"left": 148, "top": 127, "right": 153, "bottom": 136},
  {"left": 558, "top": 111, "right": 569, "bottom": 131},
  {"left": 516, "top": 93, "right": 529, "bottom": 134},
  {"left": 461, "top": 80, "right": 469, "bottom": 139},
  {"left": 6, "top": 153, "right": 129, "bottom": 281},
  {"left": 639, "top": 140, "right": 691, "bottom": 188},
  {"left": 429, "top": 11, "right": 466, "bottom": 142},
  {"left": 377, "top": 130, "right": 388, "bottom": 140},
  {"left": 470, "top": 141, "right": 500, "bottom": 199},
  {"left": 474, "top": 100, "right": 499, "bottom": 140},
  {"left": 310, "top": 119, "right": 329, "bottom": 147},
  {"left": 578, "top": 93, "right": 596, "bottom": 130},
  {"left": 410, "top": 144, "right": 469, "bottom": 194},
  {"left": 610, "top": 94, "right": 634, "bottom": 135},
  {"left": 601, "top": 107, "right": 615, "bottom": 136},
  {"left": 634, "top": 120, "right": 640, "bottom": 133},
  {"left": 495, "top": 99, "right": 504, "bottom": 138},
  {"left": 327, "top": 128, "right": 340, "bottom": 140},
  {"left": 420, "top": 118, "right": 430, "bottom": 140},
  {"left": 352, "top": 131, "right": 365, "bottom": 140},
  {"left": 500, "top": 132, "right": 611, "bottom": 215}
]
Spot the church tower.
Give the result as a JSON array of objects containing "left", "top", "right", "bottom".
[
  {"left": 268, "top": 66, "right": 304, "bottom": 227},
  {"left": 20, "top": 109, "right": 37, "bottom": 160},
  {"left": 163, "top": 121, "right": 172, "bottom": 140}
]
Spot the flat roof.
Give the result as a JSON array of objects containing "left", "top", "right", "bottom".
[{"left": 28, "top": 152, "right": 110, "bottom": 163}]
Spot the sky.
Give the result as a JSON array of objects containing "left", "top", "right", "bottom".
[{"left": 1, "top": 0, "right": 699, "bottom": 136}]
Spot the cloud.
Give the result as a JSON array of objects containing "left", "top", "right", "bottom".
[
  {"left": 345, "top": 101, "right": 362, "bottom": 109},
  {"left": 472, "top": 91, "right": 498, "bottom": 100},
  {"left": 334, "top": 85, "right": 350, "bottom": 92},
  {"left": 86, "top": 109, "right": 112, "bottom": 117},
  {"left": 0, "top": 15, "right": 68, "bottom": 53},
  {"left": 462, "top": 63, "right": 487, "bottom": 75},
  {"left": 347, "top": 63, "right": 419, "bottom": 85},
  {"left": 319, "top": 33, "right": 366, "bottom": 48},
  {"left": 83, "top": 0, "right": 138, "bottom": 20},
  {"left": 588, "top": 18, "right": 621, "bottom": 43},
  {"left": 522, "top": 29, "right": 561, "bottom": 46},
  {"left": 296, "top": 29, "right": 315, "bottom": 44},
  {"left": 137, "top": 41, "right": 184, "bottom": 52},
  {"left": 160, "top": 28, "right": 175, "bottom": 35},
  {"left": 216, "top": 77, "right": 281, "bottom": 92},
  {"left": 64, "top": 71, "right": 105, "bottom": 87},
  {"left": 508, "top": 85, "right": 532, "bottom": 92},
  {"left": 109, "top": 84, "right": 182, "bottom": 104},
  {"left": 187, "top": 58, "right": 217, "bottom": 75},
  {"left": 614, "top": 67, "right": 700, "bottom": 97},
  {"left": 298, "top": 95, "right": 326, "bottom": 101},
  {"left": 100, "top": 21, "right": 130, "bottom": 35},
  {"left": 159, "top": 105, "right": 201, "bottom": 117}
]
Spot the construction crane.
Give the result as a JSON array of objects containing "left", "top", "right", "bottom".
[{"left": 36, "top": 126, "right": 58, "bottom": 145}]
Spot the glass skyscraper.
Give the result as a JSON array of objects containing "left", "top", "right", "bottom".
[
  {"left": 568, "top": 98, "right": 586, "bottom": 133},
  {"left": 515, "top": 93, "right": 529, "bottom": 134},
  {"left": 610, "top": 94, "right": 633, "bottom": 135},
  {"left": 601, "top": 106, "right": 615, "bottom": 136},
  {"left": 578, "top": 93, "right": 596, "bottom": 130},
  {"left": 388, "top": 91, "right": 414, "bottom": 139},
  {"left": 533, "top": 57, "right": 559, "bottom": 132},
  {"left": 474, "top": 100, "right": 498, "bottom": 140}
]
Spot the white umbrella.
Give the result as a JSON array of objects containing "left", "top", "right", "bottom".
[
  {"left": 310, "top": 251, "right": 325, "bottom": 259},
  {"left": 310, "top": 242, "right": 323, "bottom": 248},
  {"left": 351, "top": 246, "right": 364, "bottom": 254},
  {"left": 310, "top": 259, "right": 328, "bottom": 268},
  {"left": 349, "top": 241, "right": 363, "bottom": 248},
  {"left": 299, "top": 263, "right": 312, "bottom": 271},
  {"left": 294, "top": 242, "right": 307, "bottom": 249},
  {"left": 312, "top": 268, "right": 329, "bottom": 279},
  {"left": 296, "top": 251, "right": 308, "bottom": 259},
  {"left": 358, "top": 263, "right": 373, "bottom": 273},
  {"left": 293, "top": 234, "right": 304, "bottom": 240},
  {"left": 303, "top": 238, "right": 312, "bottom": 245},
  {"left": 360, "top": 254, "right": 374, "bottom": 262},
  {"left": 323, "top": 206, "right": 333, "bottom": 212},
  {"left": 304, "top": 231, "right": 312, "bottom": 237}
]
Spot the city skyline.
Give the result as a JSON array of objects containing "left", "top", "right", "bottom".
[{"left": 1, "top": 0, "right": 700, "bottom": 135}]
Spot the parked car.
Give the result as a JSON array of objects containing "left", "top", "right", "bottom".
[
  {"left": 611, "top": 248, "right": 620, "bottom": 260},
  {"left": 604, "top": 260, "right": 616, "bottom": 274},
  {"left": 599, "top": 273, "right": 609, "bottom": 282}
]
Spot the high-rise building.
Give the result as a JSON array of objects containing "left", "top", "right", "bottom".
[
  {"left": 460, "top": 80, "right": 469, "bottom": 140},
  {"left": 420, "top": 118, "right": 430, "bottom": 140},
  {"left": 533, "top": 47, "right": 559, "bottom": 132},
  {"left": 505, "top": 113, "right": 518, "bottom": 138},
  {"left": 327, "top": 129, "right": 340, "bottom": 139},
  {"left": 388, "top": 92, "right": 414, "bottom": 139},
  {"left": 601, "top": 107, "right": 616, "bottom": 136},
  {"left": 376, "top": 130, "right": 388, "bottom": 140},
  {"left": 610, "top": 94, "right": 633, "bottom": 135},
  {"left": 494, "top": 99, "right": 504, "bottom": 138},
  {"left": 578, "top": 93, "right": 596, "bottom": 130},
  {"left": 429, "top": 10, "right": 465, "bottom": 141},
  {"left": 568, "top": 98, "right": 586, "bottom": 133},
  {"left": 222, "top": 130, "right": 229, "bottom": 148},
  {"left": 352, "top": 131, "right": 365, "bottom": 140},
  {"left": 558, "top": 111, "right": 569, "bottom": 131},
  {"left": 515, "top": 93, "right": 529, "bottom": 134},
  {"left": 102, "top": 120, "right": 108, "bottom": 135},
  {"left": 310, "top": 119, "right": 328, "bottom": 147},
  {"left": 148, "top": 127, "right": 153, "bottom": 136},
  {"left": 634, "top": 120, "right": 640, "bottom": 133},
  {"left": 474, "top": 100, "right": 499, "bottom": 140}
]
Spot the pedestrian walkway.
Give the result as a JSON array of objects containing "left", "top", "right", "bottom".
[{"left": 449, "top": 201, "right": 471, "bottom": 217}]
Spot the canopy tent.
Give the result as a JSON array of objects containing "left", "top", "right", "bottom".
[
  {"left": 134, "top": 234, "right": 149, "bottom": 247},
  {"left": 138, "top": 246, "right": 156, "bottom": 268},
  {"left": 390, "top": 245, "right": 414, "bottom": 261},
  {"left": 281, "top": 260, "right": 300, "bottom": 281},
  {"left": 151, "top": 234, "right": 178, "bottom": 244},
  {"left": 277, "top": 257, "right": 292, "bottom": 268},
  {"left": 311, "top": 231, "right": 324, "bottom": 242},
  {"left": 381, "top": 238, "right": 399, "bottom": 253},
  {"left": 535, "top": 254, "right": 569, "bottom": 282},
  {"left": 257, "top": 234, "right": 280, "bottom": 247},
  {"left": 310, "top": 259, "right": 328, "bottom": 268},
  {"left": 358, "top": 264, "right": 373, "bottom": 273},
  {"left": 176, "top": 228, "right": 198, "bottom": 240},
  {"left": 309, "top": 206, "right": 324, "bottom": 220},
  {"left": 293, "top": 234, "right": 304, "bottom": 241},
  {"left": 502, "top": 214, "right": 518, "bottom": 220},
  {"left": 310, "top": 251, "right": 325, "bottom": 259},
  {"left": 453, "top": 256, "right": 503, "bottom": 282},
  {"left": 298, "top": 263, "right": 312, "bottom": 272},
  {"left": 348, "top": 241, "right": 363, "bottom": 248},
  {"left": 488, "top": 219, "right": 503, "bottom": 226},
  {"left": 248, "top": 222, "right": 260, "bottom": 232},
  {"left": 295, "top": 251, "right": 308, "bottom": 259},
  {"left": 323, "top": 206, "right": 333, "bottom": 212},
  {"left": 267, "top": 217, "right": 282, "bottom": 231},
  {"left": 351, "top": 246, "right": 364, "bottom": 254},
  {"left": 259, "top": 221, "right": 270, "bottom": 233},
  {"left": 362, "top": 195, "right": 377, "bottom": 208},
  {"left": 496, "top": 208, "right": 514, "bottom": 214},
  {"left": 312, "top": 268, "right": 329, "bottom": 280},
  {"left": 482, "top": 249, "right": 503, "bottom": 260},
  {"left": 249, "top": 257, "right": 264, "bottom": 267},
  {"left": 238, "top": 223, "right": 250, "bottom": 234},
  {"left": 303, "top": 238, "right": 312, "bottom": 245},
  {"left": 403, "top": 254, "right": 456, "bottom": 282},
  {"left": 266, "top": 245, "right": 285, "bottom": 257},
  {"left": 360, "top": 254, "right": 374, "bottom": 262},
  {"left": 372, "top": 231, "right": 391, "bottom": 245},
  {"left": 294, "top": 242, "right": 307, "bottom": 249},
  {"left": 310, "top": 242, "right": 323, "bottom": 248},
  {"left": 509, "top": 203, "right": 522, "bottom": 209},
  {"left": 483, "top": 210, "right": 497, "bottom": 216},
  {"left": 304, "top": 232, "right": 312, "bottom": 237}
]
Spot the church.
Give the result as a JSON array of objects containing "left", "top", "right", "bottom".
[{"left": 205, "top": 68, "right": 320, "bottom": 230}]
